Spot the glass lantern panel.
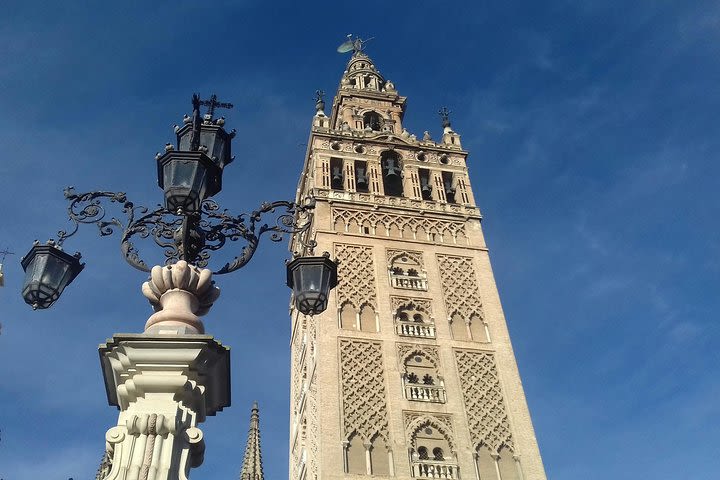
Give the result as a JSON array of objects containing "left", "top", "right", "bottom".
[
  {"left": 167, "top": 160, "right": 196, "bottom": 187},
  {"left": 23, "top": 254, "right": 45, "bottom": 286},
  {"left": 296, "top": 264, "right": 323, "bottom": 293},
  {"left": 200, "top": 131, "right": 217, "bottom": 155},
  {"left": 42, "top": 254, "right": 73, "bottom": 292},
  {"left": 179, "top": 131, "right": 192, "bottom": 151}
]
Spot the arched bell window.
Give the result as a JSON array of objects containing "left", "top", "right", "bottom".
[
  {"left": 330, "top": 157, "right": 344, "bottom": 190},
  {"left": 354, "top": 160, "right": 369, "bottom": 193},
  {"left": 380, "top": 151, "right": 403, "bottom": 197},
  {"left": 419, "top": 168, "right": 433, "bottom": 200},
  {"left": 363, "top": 111, "right": 383, "bottom": 131}
]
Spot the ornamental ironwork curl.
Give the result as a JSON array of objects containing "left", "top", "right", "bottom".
[{"left": 55, "top": 187, "right": 315, "bottom": 274}]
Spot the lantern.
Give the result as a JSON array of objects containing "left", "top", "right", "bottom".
[
  {"left": 286, "top": 254, "right": 338, "bottom": 316},
  {"left": 20, "top": 242, "right": 84, "bottom": 310},
  {"left": 157, "top": 151, "right": 222, "bottom": 213}
]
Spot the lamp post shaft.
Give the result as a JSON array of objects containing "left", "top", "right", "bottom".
[{"left": 98, "top": 262, "right": 229, "bottom": 480}]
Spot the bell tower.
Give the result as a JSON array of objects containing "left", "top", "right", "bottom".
[{"left": 289, "top": 41, "right": 547, "bottom": 480}]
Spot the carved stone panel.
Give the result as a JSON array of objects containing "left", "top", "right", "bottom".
[
  {"left": 331, "top": 206, "right": 469, "bottom": 244},
  {"left": 436, "top": 255, "right": 484, "bottom": 321},
  {"left": 454, "top": 350, "right": 514, "bottom": 454},
  {"left": 335, "top": 244, "right": 377, "bottom": 310},
  {"left": 339, "top": 339, "right": 390, "bottom": 443}
]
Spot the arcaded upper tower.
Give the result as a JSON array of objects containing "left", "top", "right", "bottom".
[{"left": 289, "top": 42, "right": 546, "bottom": 480}]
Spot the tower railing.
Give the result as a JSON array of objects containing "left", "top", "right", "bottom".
[
  {"left": 390, "top": 272, "right": 428, "bottom": 291},
  {"left": 396, "top": 319, "right": 436, "bottom": 338},
  {"left": 402, "top": 376, "right": 446, "bottom": 403},
  {"left": 411, "top": 459, "right": 459, "bottom": 479}
]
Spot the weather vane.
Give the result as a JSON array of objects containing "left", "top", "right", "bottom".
[
  {"left": 0, "top": 248, "right": 13, "bottom": 264},
  {"left": 438, "top": 106, "right": 452, "bottom": 128},
  {"left": 199, "top": 93, "right": 234, "bottom": 119},
  {"left": 336, "top": 34, "right": 374, "bottom": 54},
  {"left": 0, "top": 247, "right": 13, "bottom": 287}
]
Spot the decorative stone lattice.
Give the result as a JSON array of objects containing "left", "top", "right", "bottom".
[
  {"left": 332, "top": 207, "right": 468, "bottom": 244},
  {"left": 306, "top": 316, "right": 319, "bottom": 480},
  {"left": 397, "top": 343, "right": 441, "bottom": 371},
  {"left": 291, "top": 323, "right": 304, "bottom": 414},
  {"left": 306, "top": 380, "right": 319, "bottom": 480},
  {"left": 437, "top": 255, "right": 484, "bottom": 321},
  {"left": 454, "top": 350, "right": 514, "bottom": 453},
  {"left": 335, "top": 244, "right": 377, "bottom": 310},
  {"left": 339, "top": 339, "right": 390, "bottom": 443},
  {"left": 403, "top": 412, "right": 456, "bottom": 452}
]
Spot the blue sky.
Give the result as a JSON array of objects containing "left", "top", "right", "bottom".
[{"left": 0, "top": 1, "right": 718, "bottom": 479}]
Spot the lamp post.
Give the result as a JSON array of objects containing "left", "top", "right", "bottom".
[{"left": 19, "top": 94, "right": 337, "bottom": 480}]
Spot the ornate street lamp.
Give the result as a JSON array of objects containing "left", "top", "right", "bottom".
[{"left": 20, "top": 93, "right": 337, "bottom": 311}]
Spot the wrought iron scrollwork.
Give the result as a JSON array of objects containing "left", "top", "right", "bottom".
[{"left": 54, "top": 187, "right": 315, "bottom": 274}]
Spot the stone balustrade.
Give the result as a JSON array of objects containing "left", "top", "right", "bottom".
[
  {"left": 411, "top": 460, "right": 459, "bottom": 479},
  {"left": 390, "top": 273, "right": 428, "bottom": 291},
  {"left": 404, "top": 381, "right": 446, "bottom": 403},
  {"left": 396, "top": 320, "right": 436, "bottom": 338}
]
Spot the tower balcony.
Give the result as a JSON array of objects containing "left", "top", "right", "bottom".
[
  {"left": 403, "top": 377, "right": 446, "bottom": 403},
  {"left": 390, "top": 271, "right": 428, "bottom": 291},
  {"left": 396, "top": 319, "right": 436, "bottom": 338},
  {"left": 411, "top": 460, "right": 459, "bottom": 479}
]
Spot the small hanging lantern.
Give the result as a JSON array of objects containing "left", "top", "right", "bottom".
[
  {"left": 286, "top": 253, "right": 338, "bottom": 316},
  {"left": 20, "top": 241, "right": 84, "bottom": 310}
]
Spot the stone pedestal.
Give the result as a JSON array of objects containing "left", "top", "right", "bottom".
[{"left": 98, "top": 334, "right": 230, "bottom": 480}]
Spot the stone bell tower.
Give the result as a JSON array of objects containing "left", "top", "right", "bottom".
[{"left": 288, "top": 42, "right": 547, "bottom": 480}]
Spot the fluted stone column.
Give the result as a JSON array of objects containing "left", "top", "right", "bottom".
[{"left": 97, "top": 261, "right": 230, "bottom": 480}]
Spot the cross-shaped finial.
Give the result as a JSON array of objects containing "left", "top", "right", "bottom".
[
  {"left": 438, "top": 106, "right": 452, "bottom": 128},
  {"left": 199, "top": 94, "right": 234, "bottom": 120},
  {"left": 0, "top": 248, "right": 14, "bottom": 263}
]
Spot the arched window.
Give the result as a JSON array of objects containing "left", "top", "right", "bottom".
[
  {"left": 380, "top": 151, "right": 403, "bottom": 197},
  {"left": 363, "top": 111, "right": 383, "bottom": 131},
  {"left": 417, "top": 446, "right": 429, "bottom": 460},
  {"left": 498, "top": 445, "right": 520, "bottom": 480},
  {"left": 402, "top": 351, "right": 445, "bottom": 403},
  {"left": 409, "top": 420, "right": 457, "bottom": 479},
  {"left": 370, "top": 434, "right": 390, "bottom": 475},
  {"left": 345, "top": 433, "right": 366, "bottom": 474}
]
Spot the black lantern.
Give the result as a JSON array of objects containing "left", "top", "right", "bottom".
[
  {"left": 176, "top": 122, "right": 233, "bottom": 170},
  {"left": 157, "top": 151, "right": 222, "bottom": 212},
  {"left": 286, "top": 254, "right": 338, "bottom": 316},
  {"left": 20, "top": 241, "right": 84, "bottom": 310}
]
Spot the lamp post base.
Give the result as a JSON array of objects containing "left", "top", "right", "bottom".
[{"left": 97, "top": 334, "right": 230, "bottom": 480}]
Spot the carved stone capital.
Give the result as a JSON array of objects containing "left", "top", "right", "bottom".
[
  {"left": 141, "top": 261, "right": 221, "bottom": 334},
  {"left": 97, "top": 334, "right": 229, "bottom": 480}
]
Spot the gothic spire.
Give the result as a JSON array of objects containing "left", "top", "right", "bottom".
[
  {"left": 239, "top": 401, "right": 264, "bottom": 480},
  {"left": 94, "top": 449, "right": 112, "bottom": 480}
]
